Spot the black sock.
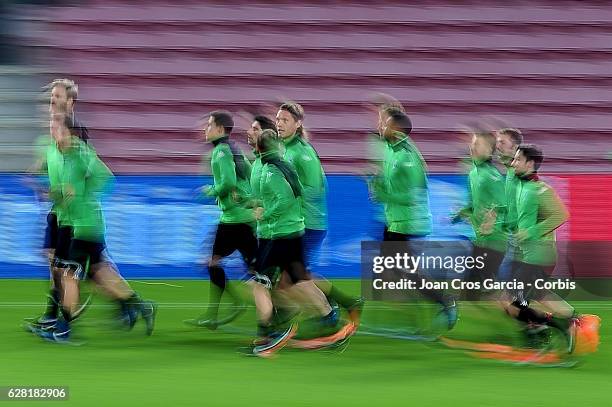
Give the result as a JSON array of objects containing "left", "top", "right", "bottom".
[
  {"left": 44, "top": 288, "right": 60, "bottom": 319},
  {"left": 517, "top": 307, "right": 550, "bottom": 325},
  {"left": 516, "top": 306, "right": 575, "bottom": 331},
  {"left": 209, "top": 265, "right": 227, "bottom": 290},
  {"left": 257, "top": 323, "right": 272, "bottom": 337},
  {"left": 548, "top": 315, "right": 573, "bottom": 331},
  {"left": 327, "top": 285, "right": 359, "bottom": 310},
  {"left": 207, "top": 265, "right": 226, "bottom": 318},
  {"left": 60, "top": 307, "right": 73, "bottom": 323},
  {"left": 123, "top": 291, "right": 143, "bottom": 312}
]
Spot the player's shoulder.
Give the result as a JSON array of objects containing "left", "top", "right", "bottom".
[
  {"left": 534, "top": 180, "right": 555, "bottom": 196},
  {"left": 394, "top": 147, "right": 420, "bottom": 169},
  {"left": 483, "top": 162, "right": 503, "bottom": 182},
  {"left": 37, "top": 135, "right": 54, "bottom": 153},
  {"left": 72, "top": 136, "right": 98, "bottom": 157},
  {"left": 522, "top": 179, "right": 551, "bottom": 197},
  {"left": 262, "top": 161, "right": 279, "bottom": 173},
  {"left": 213, "top": 142, "right": 232, "bottom": 157}
]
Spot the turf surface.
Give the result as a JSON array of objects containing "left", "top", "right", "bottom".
[{"left": 0, "top": 279, "right": 609, "bottom": 407}]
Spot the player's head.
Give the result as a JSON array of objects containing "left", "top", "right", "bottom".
[
  {"left": 277, "top": 102, "right": 307, "bottom": 140},
  {"left": 512, "top": 143, "right": 543, "bottom": 176},
  {"left": 373, "top": 94, "right": 404, "bottom": 135},
  {"left": 470, "top": 131, "right": 497, "bottom": 160},
  {"left": 255, "top": 128, "right": 281, "bottom": 155},
  {"left": 203, "top": 110, "right": 234, "bottom": 142},
  {"left": 496, "top": 128, "right": 523, "bottom": 164},
  {"left": 371, "top": 93, "right": 404, "bottom": 113},
  {"left": 378, "top": 106, "right": 405, "bottom": 137},
  {"left": 46, "top": 78, "right": 78, "bottom": 115},
  {"left": 382, "top": 109, "right": 412, "bottom": 141},
  {"left": 247, "top": 115, "right": 276, "bottom": 148}
]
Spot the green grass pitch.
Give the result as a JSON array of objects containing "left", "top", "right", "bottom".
[{"left": 0, "top": 279, "right": 609, "bottom": 407}]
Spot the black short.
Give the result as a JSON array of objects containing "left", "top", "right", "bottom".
[
  {"left": 64, "top": 239, "right": 110, "bottom": 280},
  {"left": 43, "top": 212, "right": 59, "bottom": 249},
  {"left": 255, "top": 236, "right": 308, "bottom": 285},
  {"left": 462, "top": 245, "right": 505, "bottom": 300},
  {"left": 53, "top": 226, "right": 74, "bottom": 263},
  {"left": 211, "top": 223, "right": 257, "bottom": 265},
  {"left": 381, "top": 227, "right": 425, "bottom": 258}
]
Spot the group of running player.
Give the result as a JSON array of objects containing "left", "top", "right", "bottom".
[{"left": 24, "top": 79, "right": 597, "bottom": 358}]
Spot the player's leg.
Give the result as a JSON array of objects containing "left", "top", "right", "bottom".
[
  {"left": 220, "top": 222, "right": 260, "bottom": 319},
  {"left": 251, "top": 238, "right": 282, "bottom": 339},
  {"left": 241, "top": 239, "right": 297, "bottom": 356},
  {"left": 463, "top": 245, "right": 505, "bottom": 301},
  {"left": 33, "top": 250, "right": 85, "bottom": 342},
  {"left": 305, "top": 228, "right": 364, "bottom": 326},
  {"left": 279, "top": 236, "right": 342, "bottom": 331},
  {"left": 383, "top": 228, "right": 457, "bottom": 331},
  {"left": 204, "top": 223, "right": 237, "bottom": 324},
  {"left": 30, "top": 213, "right": 62, "bottom": 325},
  {"left": 89, "top": 245, "right": 157, "bottom": 335},
  {"left": 504, "top": 262, "right": 579, "bottom": 351}
]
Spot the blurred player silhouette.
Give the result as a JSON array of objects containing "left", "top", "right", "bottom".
[
  {"left": 29, "top": 113, "right": 156, "bottom": 342},
  {"left": 185, "top": 110, "right": 255, "bottom": 329}
]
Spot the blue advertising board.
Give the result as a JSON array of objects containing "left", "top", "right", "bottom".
[{"left": 0, "top": 174, "right": 472, "bottom": 279}]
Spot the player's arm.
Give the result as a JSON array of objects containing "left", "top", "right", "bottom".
[
  {"left": 293, "top": 147, "right": 324, "bottom": 203},
  {"left": 516, "top": 186, "right": 540, "bottom": 242},
  {"left": 527, "top": 185, "right": 569, "bottom": 239},
  {"left": 374, "top": 152, "right": 418, "bottom": 206},
  {"left": 452, "top": 171, "right": 474, "bottom": 224},
  {"left": 208, "top": 146, "right": 237, "bottom": 199},
  {"left": 21, "top": 137, "right": 51, "bottom": 196},
  {"left": 478, "top": 168, "right": 507, "bottom": 234},
  {"left": 260, "top": 168, "right": 298, "bottom": 221},
  {"left": 83, "top": 144, "right": 114, "bottom": 196}
]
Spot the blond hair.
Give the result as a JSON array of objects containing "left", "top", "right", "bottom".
[{"left": 44, "top": 78, "right": 78, "bottom": 101}]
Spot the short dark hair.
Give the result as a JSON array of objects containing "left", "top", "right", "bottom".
[
  {"left": 498, "top": 128, "right": 523, "bottom": 146},
  {"left": 253, "top": 115, "right": 276, "bottom": 132},
  {"left": 256, "top": 129, "right": 280, "bottom": 153},
  {"left": 209, "top": 110, "right": 234, "bottom": 135},
  {"left": 517, "top": 143, "right": 544, "bottom": 171},
  {"left": 387, "top": 110, "right": 413, "bottom": 136},
  {"left": 381, "top": 106, "right": 404, "bottom": 117},
  {"left": 209, "top": 110, "right": 234, "bottom": 136}
]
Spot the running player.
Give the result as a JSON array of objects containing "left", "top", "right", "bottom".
[
  {"left": 276, "top": 102, "right": 363, "bottom": 325},
  {"left": 453, "top": 130, "right": 507, "bottom": 300},
  {"left": 31, "top": 113, "right": 156, "bottom": 342},
  {"left": 504, "top": 144, "right": 594, "bottom": 352},
  {"left": 365, "top": 95, "right": 405, "bottom": 239},
  {"left": 26, "top": 79, "right": 90, "bottom": 329},
  {"left": 185, "top": 110, "right": 256, "bottom": 328},
  {"left": 370, "top": 108, "right": 457, "bottom": 330},
  {"left": 495, "top": 128, "right": 524, "bottom": 281},
  {"left": 245, "top": 129, "right": 346, "bottom": 357},
  {"left": 247, "top": 115, "right": 276, "bottom": 196}
]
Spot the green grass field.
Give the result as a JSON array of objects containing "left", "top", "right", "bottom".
[{"left": 1, "top": 279, "right": 609, "bottom": 407}]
